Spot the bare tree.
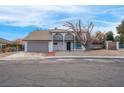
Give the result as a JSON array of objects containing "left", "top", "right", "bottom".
[
  {"left": 64, "top": 19, "right": 94, "bottom": 50},
  {"left": 91, "top": 31, "right": 106, "bottom": 44}
]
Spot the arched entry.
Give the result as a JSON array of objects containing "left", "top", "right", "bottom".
[{"left": 65, "top": 33, "right": 74, "bottom": 51}]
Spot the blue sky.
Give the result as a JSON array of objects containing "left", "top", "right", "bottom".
[{"left": 0, "top": 5, "right": 124, "bottom": 40}]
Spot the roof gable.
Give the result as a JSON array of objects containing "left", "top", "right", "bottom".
[{"left": 24, "top": 30, "right": 52, "bottom": 41}]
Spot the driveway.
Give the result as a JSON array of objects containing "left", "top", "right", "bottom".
[
  {"left": 0, "top": 58, "right": 124, "bottom": 87},
  {"left": 0, "top": 52, "right": 14, "bottom": 58}
]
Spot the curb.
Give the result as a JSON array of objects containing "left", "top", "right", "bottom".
[
  {"left": 44, "top": 56, "right": 124, "bottom": 59},
  {"left": 0, "top": 56, "right": 124, "bottom": 61}
]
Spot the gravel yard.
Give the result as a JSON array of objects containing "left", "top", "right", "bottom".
[{"left": 55, "top": 49, "right": 124, "bottom": 56}]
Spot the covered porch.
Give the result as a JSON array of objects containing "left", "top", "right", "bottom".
[{"left": 51, "top": 32, "right": 85, "bottom": 51}]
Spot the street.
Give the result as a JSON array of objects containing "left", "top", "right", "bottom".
[{"left": 0, "top": 58, "right": 124, "bottom": 87}]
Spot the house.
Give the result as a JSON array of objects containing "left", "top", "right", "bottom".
[
  {"left": 12, "top": 39, "right": 25, "bottom": 51},
  {"left": 14, "top": 39, "right": 25, "bottom": 45},
  {"left": 23, "top": 28, "right": 86, "bottom": 52},
  {"left": 0, "top": 38, "right": 12, "bottom": 51}
]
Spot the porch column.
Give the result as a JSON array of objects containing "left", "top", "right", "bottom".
[
  {"left": 116, "top": 41, "right": 119, "bottom": 50},
  {"left": 24, "top": 41, "right": 28, "bottom": 52},
  {"left": 51, "top": 33, "right": 56, "bottom": 51},
  {"left": 74, "top": 34, "right": 76, "bottom": 50},
  {"left": 48, "top": 41, "right": 53, "bottom": 52},
  {"left": 62, "top": 33, "right": 65, "bottom": 51},
  {"left": 48, "top": 33, "right": 54, "bottom": 52}
]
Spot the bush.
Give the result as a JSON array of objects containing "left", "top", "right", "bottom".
[
  {"left": 120, "top": 34, "right": 124, "bottom": 44},
  {"left": 2, "top": 46, "right": 12, "bottom": 52}
]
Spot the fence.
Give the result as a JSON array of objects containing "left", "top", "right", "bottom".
[
  {"left": 90, "top": 44, "right": 105, "bottom": 50},
  {"left": 106, "top": 41, "right": 119, "bottom": 50}
]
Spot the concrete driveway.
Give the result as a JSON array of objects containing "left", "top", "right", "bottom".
[{"left": 0, "top": 58, "right": 124, "bottom": 87}]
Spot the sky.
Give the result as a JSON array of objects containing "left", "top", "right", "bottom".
[{"left": 0, "top": 5, "right": 124, "bottom": 41}]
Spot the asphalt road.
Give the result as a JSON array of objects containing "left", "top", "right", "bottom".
[{"left": 0, "top": 58, "right": 124, "bottom": 87}]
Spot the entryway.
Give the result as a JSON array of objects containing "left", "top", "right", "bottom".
[{"left": 67, "top": 42, "right": 71, "bottom": 51}]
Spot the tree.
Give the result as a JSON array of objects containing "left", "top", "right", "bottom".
[
  {"left": 63, "top": 20, "right": 94, "bottom": 50},
  {"left": 92, "top": 31, "right": 106, "bottom": 44},
  {"left": 120, "top": 34, "right": 124, "bottom": 44},
  {"left": 114, "top": 35, "right": 120, "bottom": 42},
  {"left": 116, "top": 20, "right": 124, "bottom": 34},
  {"left": 116, "top": 19, "right": 124, "bottom": 44},
  {"left": 64, "top": 20, "right": 107, "bottom": 50},
  {"left": 106, "top": 31, "right": 114, "bottom": 41}
]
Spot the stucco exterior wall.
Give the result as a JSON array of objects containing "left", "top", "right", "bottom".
[
  {"left": 53, "top": 41, "right": 74, "bottom": 51},
  {"left": 53, "top": 42, "right": 64, "bottom": 51}
]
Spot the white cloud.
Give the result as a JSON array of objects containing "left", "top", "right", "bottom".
[
  {"left": 93, "top": 21, "right": 120, "bottom": 36},
  {"left": 93, "top": 19, "right": 120, "bottom": 26},
  {"left": 0, "top": 6, "right": 91, "bottom": 27},
  {"left": 0, "top": 5, "right": 123, "bottom": 36}
]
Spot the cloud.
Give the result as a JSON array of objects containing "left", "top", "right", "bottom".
[
  {"left": 0, "top": 5, "right": 123, "bottom": 35},
  {"left": 0, "top": 6, "right": 91, "bottom": 27}
]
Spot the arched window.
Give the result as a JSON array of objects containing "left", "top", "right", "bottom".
[
  {"left": 53, "top": 33, "right": 63, "bottom": 40},
  {"left": 65, "top": 34, "right": 74, "bottom": 41}
]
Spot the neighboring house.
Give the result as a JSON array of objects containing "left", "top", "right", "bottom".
[
  {"left": 12, "top": 39, "right": 25, "bottom": 51},
  {"left": 14, "top": 39, "right": 25, "bottom": 45},
  {"left": 0, "top": 38, "right": 12, "bottom": 51},
  {"left": 23, "top": 28, "right": 85, "bottom": 52}
]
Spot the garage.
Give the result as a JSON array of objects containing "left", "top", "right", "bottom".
[
  {"left": 24, "top": 30, "right": 52, "bottom": 52},
  {"left": 27, "top": 41, "right": 49, "bottom": 52}
]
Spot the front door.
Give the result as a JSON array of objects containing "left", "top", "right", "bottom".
[{"left": 67, "top": 42, "right": 71, "bottom": 51}]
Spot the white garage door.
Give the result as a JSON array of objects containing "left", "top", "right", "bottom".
[{"left": 27, "top": 41, "right": 49, "bottom": 52}]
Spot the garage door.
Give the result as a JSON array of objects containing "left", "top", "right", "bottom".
[{"left": 27, "top": 41, "right": 49, "bottom": 52}]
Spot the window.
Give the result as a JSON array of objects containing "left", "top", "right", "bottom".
[
  {"left": 53, "top": 33, "right": 63, "bottom": 40},
  {"left": 54, "top": 42, "right": 58, "bottom": 45},
  {"left": 65, "top": 34, "right": 73, "bottom": 41},
  {"left": 76, "top": 43, "right": 81, "bottom": 49}
]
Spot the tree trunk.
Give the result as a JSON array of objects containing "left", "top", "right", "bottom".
[{"left": 85, "top": 43, "right": 91, "bottom": 51}]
